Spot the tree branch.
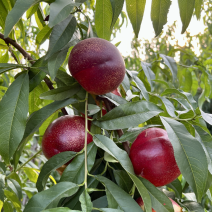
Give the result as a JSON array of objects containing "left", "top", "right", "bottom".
[
  {"left": 102, "top": 98, "right": 130, "bottom": 155},
  {"left": 0, "top": 32, "right": 68, "bottom": 115}
]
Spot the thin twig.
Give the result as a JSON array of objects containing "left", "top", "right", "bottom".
[{"left": 0, "top": 32, "right": 68, "bottom": 115}]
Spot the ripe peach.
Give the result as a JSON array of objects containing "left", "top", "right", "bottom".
[
  {"left": 42, "top": 115, "right": 93, "bottom": 160},
  {"left": 68, "top": 38, "right": 125, "bottom": 95},
  {"left": 130, "top": 128, "right": 180, "bottom": 187}
]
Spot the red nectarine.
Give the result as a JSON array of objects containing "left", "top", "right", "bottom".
[
  {"left": 68, "top": 38, "right": 126, "bottom": 95},
  {"left": 42, "top": 115, "right": 93, "bottom": 160},
  {"left": 130, "top": 128, "right": 180, "bottom": 187}
]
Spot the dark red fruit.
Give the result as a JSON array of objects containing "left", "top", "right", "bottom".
[
  {"left": 42, "top": 115, "right": 93, "bottom": 160},
  {"left": 136, "top": 197, "right": 156, "bottom": 212},
  {"left": 68, "top": 38, "right": 126, "bottom": 95},
  {"left": 130, "top": 128, "right": 180, "bottom": 187}
]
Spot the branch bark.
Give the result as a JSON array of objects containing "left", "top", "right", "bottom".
[
  {"left": 102, "top": 98, "right": 130, "bottom": 155},
  {"left": 0, "top": 32, "right": 68, "bottom": 115}
]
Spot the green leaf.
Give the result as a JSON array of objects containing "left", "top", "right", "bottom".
[
  {"left": 46, "top": 14, "right": 77, "bottom": 59},
  {"left": 3, "top": 201, "right": 13, "bottom": 212},
  {"left": 26, "top": 3, "right": 39, "bottom": 19},
  {"left": 167, "top": 178, "right": 182, "bottom": 199},
  {"left": 93, "top": 135, "right": 151, "bottom": 212},
  {"left": 178, "top": 0, "right": 195, "bottom": 34},
  {"left": 42, "top": 208, "right": 80, "bottom": 212},
  {"left": 195, "top": 0, "right": 203, "bottom": 20},
  {"left": 93, "top": 101, "right": 162, "bottom": 130},
  {"left": 60, "top": 143, "right": 97, "bottom": 184},
  {"left": 95, "top": 0, "right": 113, "bottom": 40},
  {"left": 99, "top": 209, "right": 124, "bottom": 212},
  {"left": 126, "top": 0, "right": 146, "bottom": 38},
  {"left": 42, "top": 208, "right": 81, "bottom": 212},
  {"left": 113, "top": 170, "right": 133, "bottom": 193},
  {"left": 36, "top": 25, "right": 52, "bottom": 45},
  {"left": 183, "top": 201, "right": 204, "bottom": 212},
  {"left": 200, "top": 109, "right": 212, "bottom": 126},
  {"left": 151, "top": 0, "right": 171, "bottom": 36},
  {"left": 141, "top": 62, "right": 155, "bottom": 91},
  {"left": 119, "top": 125, "right": 160, "bottom": 143},
  {"left": 7, "top": 179, "right": 22, "bottom": 200},
  {"left": 160, "top": 54, "right": 177, "bottom": 82},
  {"left": 40, "top": 84, "right": 81, "bottom": 101},
  {"left": 0, "top": 63, "right": 25, "bottom": 74},
  {"left": 23, "top": 98, "right": 78, "bottom": 140},
  {"left": 79, "top": 190, "right": 93, "bottom": 212},
  {"left": 194, "top": 125, "right": 212, "bottom": 174},
  {"left": 4, "top": 0, "right": 42, "bottom": 37},
  {"left": 47, "top": 39, "right": 78, "bottom": 79},
  {"left": 0, "top": 0, "right": 8, "bottom": 29},
  {"left": 160, "top": 117, "right": 208, "bottom": 202},
  {"left": 0, "top": 174, "right": 5, "bottom": 202},
  {"left": 139, "top": 177, "right": 174, "bottom": 212},
  {"left": 102, "top": 92, "right": 128, "bottom": 106},
  {"left": 24, "top": 182, "right": 79, "bottom": 212},
  {"left": 110, "top": 0, "right": 124, "bottom": 29},
  {"left": 0, "top": 50, "right": 9, "bottom": 63},
  {"left": 133, "top": 76, "right": 149, "bottom": 100},
  {"left": 94, "top": 176, "right": 144, "bottom": 212},
  {"left": 49, "top": 0, "right": 80, "bottom": 27},
  {"left": 34, "top": 5, "right": 45, "bottom": 30},
  {"left": 0, "top": 73, "right": 29, "bottom": 164},
  {"left": 36, "top": 151, "right": 77, "bottom": 192},
  {"left": 0, "top": 162, "right": 6, "bottom": 173},
  {"left": 23, "top": 167, "right": 38, "bottom": 183},
  {"left": 161, "top": 88, "right": 197, "bottom": 110},
  {"left": 4, "top": 190, "right": 21, "bottom": 212}
]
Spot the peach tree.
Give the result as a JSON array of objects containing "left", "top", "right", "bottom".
[{"left": 0, "top": 0, "right": 212, "bottom": 212}]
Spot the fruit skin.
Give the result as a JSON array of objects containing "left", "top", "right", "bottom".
[
  {"left": 129, "top": 128, "right": 180, "bottom": 187},
  {"left": 68, "top": 38, "right": 126, "bottom": 95},
  {"left": 136, "top": 197, "right": 182, "bottom": 212},
  {"left": 42, "top": 115, "right": 93, "bottom": 160},
  {"left": 111, "top": 88, "right": 122, "bottom": 97},
  {"left": 136, "top": 197, "right": 155, "bottom": 211}
]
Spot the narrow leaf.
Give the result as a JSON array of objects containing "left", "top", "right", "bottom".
[
  {"left": 95, "top": 0, "right": 113, "bottom": 40},
  {"left": 200, "top": 109, "right": 212, "bottom": 125},
  {"left": 140, "top": 177, "right": 174, "bottom": 212},
  {"left": 141, "top": 62, "right": 155, "bottom": 91},
  {"left": 151, "top": 0, "right": 171, "bottom": 36},
  {"left": 24, "top": 182, "right": 79, "bottom": 212},
  {"left": 195, "top": 0, "right": 203, "bottom": 20},
  {"left": 49, "top": 0, "right": 80, "bottom": 27},
  {"left": 36, "top": 25, "right": 52, "bottom": 45},
  {"left": 160, "top": 54, "right": 177, "bottom": 82},
  {"left": 60, "top": 143, "right": 97, "bottom": 184},
  {"left": 40, "top": 84, "right": 81, "bottom": 101},
  {"left": 0, "top": 73, "right": 29, "bottom": 164},
  {"left": 93, "top": 101, "right": 162, "bottom": 130},
  {"left": 95, "top": 176, "right": 144, "bottom": 212},
  {"left": 46, "top": 14, "right": 77, "bottom": 59},
  {"left": 178, "top": 0, "right": 195, "bottom": 34},
  {"left": 110, "top": 0, "right": 124, "bottom": 29},
  {"left": 23, "top": 98, "right": 78, "bottom": 140},
  {"left": 36, "top": 151, "right": 77, "bottom": 192},
  {"left": 79, "top": 190, "right": 93, "bottom": 212},
  {"left": 160, "top": 117, "right": 208, "bottom": 202},
  {"left": 126, "top": 0, "right": 146, "bottom": 37},
  {"left": 4, "top": 0, "right": 42, "bottom": 37},
  {"left": 133, "top": 76, "right": 149, "bottom": 100}
]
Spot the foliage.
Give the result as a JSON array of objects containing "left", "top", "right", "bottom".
[{"left": 0, "top": 0, "right": 212, "bottom": 212}]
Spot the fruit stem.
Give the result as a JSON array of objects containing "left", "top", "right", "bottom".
[
  {"left": 6, "top": 149, "right": 42, "bottom": 179},
  {"left": 84, "top": 91, "right": 89, "bottom": 189}
]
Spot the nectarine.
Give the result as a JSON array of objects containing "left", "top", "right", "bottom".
[
  {"left": 68, "top": 38, "right": 125, "bottom": 95},
  {"left": 130, "top": 128, "right": 180, "bottom": 187},
  {"left": 42, "top": 115, "right": 93, "bottom": 160}
]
